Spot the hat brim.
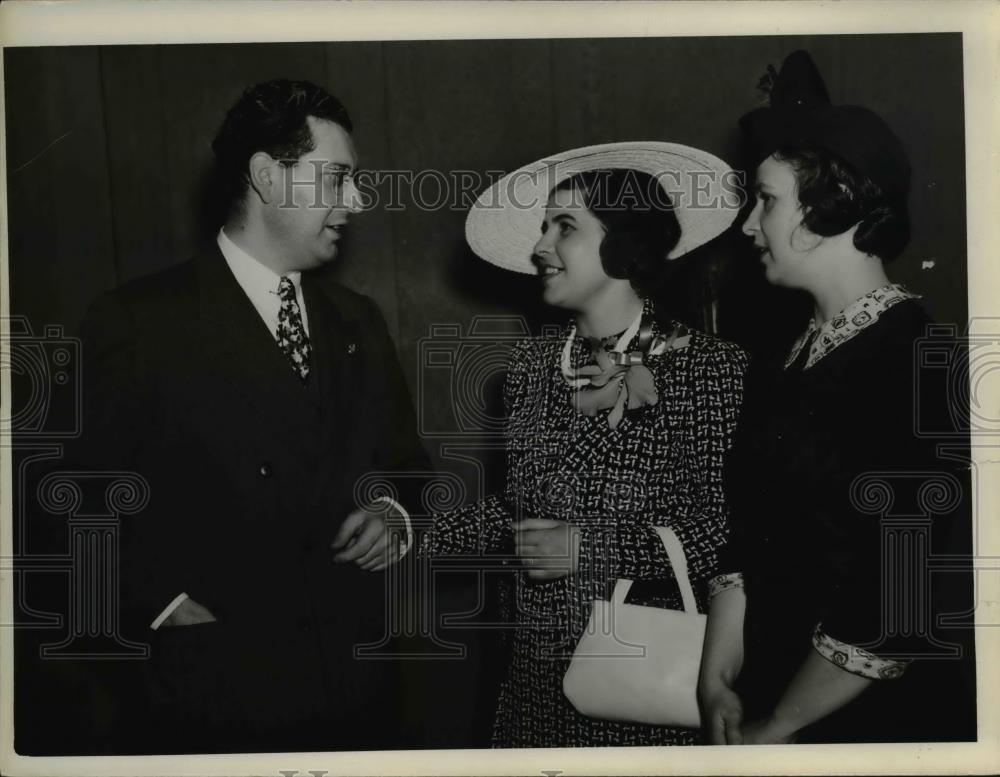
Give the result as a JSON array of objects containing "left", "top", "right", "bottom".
[{"left": 465, "top": 141, "right": 740, "bottom": 275}]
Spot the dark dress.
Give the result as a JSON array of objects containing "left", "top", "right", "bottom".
[
  {"left": 719, "top": 294, "right": 974, "bottom": 743},
  {"left": 426, "top": 303, "right": 748, "bottom": 747}
]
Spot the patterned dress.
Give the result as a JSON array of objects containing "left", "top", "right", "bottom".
[{"left": 425, "top": 303, "right": 748, "bottom": 747}]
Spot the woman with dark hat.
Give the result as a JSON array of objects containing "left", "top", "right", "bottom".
[
  {"left": 425, "top": 142, "right": 748, "bottom": 746},
  {"left": 699, "top": 50, "right": 947, "bottom": 744}
]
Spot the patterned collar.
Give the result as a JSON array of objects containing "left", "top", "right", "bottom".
[{"left": 785, "top": 283, "right": 919, "bottom": 370}]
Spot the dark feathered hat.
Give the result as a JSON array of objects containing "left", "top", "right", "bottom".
[{"left": 739, "top": 50, "right": 910, "bottom": 199}]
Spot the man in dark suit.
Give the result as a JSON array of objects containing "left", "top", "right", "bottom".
[{"left": 74, "top": 80, "right": 428, "bottom": 752}]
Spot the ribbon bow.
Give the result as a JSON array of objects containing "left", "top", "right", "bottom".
[{"left": 561, "top": 321, "right": 691, "bottom": 429}]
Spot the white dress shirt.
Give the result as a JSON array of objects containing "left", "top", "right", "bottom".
[
  {"left": 149, "top": 229, "right": 412, "bottom": 629},
  {"left": 217, "top": 227, "right": 311, "bottom": 338}
]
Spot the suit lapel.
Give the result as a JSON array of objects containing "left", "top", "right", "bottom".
[
  {"left": 194, "top": 249, "right": 320, "bottom": 452},
  {"left": 302, "top": 276, "right": 362, "bottom": 455}
]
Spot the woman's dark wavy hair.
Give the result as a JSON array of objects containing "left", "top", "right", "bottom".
[
  {"left": 773, "top": 141, "right": 910, "bottom": 262},
  {"left": 552, "top": 169, "right": 682, "bottom": 298},
  {"left": 211, "top": 79, "right": 353, "bottom": 222}
]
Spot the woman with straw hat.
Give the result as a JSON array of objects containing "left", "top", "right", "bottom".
[
  {"left": 424, "top": 142, "right": 748, "bottom": 746},
  {"left": 699, "top": 51, "right": 952, "bottom": 744}
]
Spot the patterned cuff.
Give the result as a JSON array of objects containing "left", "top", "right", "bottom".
[
  {"left": 812, "top": 624, "right": 909, "bottom": 680},
  {"left": 708, "top": 572, "right": 744, "bottom": 598}
]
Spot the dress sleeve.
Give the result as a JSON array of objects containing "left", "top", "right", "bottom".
[
  {"left": 577, "top": 343, "right": 749, "bottom": 587},
  {"left": 813, "top": 332, "right": 929, "bottom": 670},
  {"left": 812, "top": 625, "right": 909, "bottom": 679},
  {"left": 708, "top": 572, "right": 745, "bottom": 598},
  {"left": 421, "top": 492, "right": 512, "bottom": 557},
  {"left": 712, "top": 356, "right": 773, "bottom": 582}
]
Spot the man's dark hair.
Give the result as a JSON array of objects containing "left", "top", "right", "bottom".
[
  {"left": 774, "top": 142, "right": 910, "bottom": 262},
  {"left": 551, "top": 169, "right": 682, "bottom": 298},
  {"left": 211, "top": 79, "right": 353, "bottom": 222}
]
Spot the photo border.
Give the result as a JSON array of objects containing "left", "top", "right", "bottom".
[{"left": 1, "top": 1, "right": 997, "bottom": 775}]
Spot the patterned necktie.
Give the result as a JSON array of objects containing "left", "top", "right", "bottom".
[{"left": 275, "top": 276, "right": 312, "bottom": 383}]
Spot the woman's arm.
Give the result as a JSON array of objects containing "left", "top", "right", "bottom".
[
  {"left": 743, "top": 649, "right": 873, "bottom": 744},
  {"left": 420, "top": 492, "right": 513, "bottom": 557},
  {"left": 698, "top": 584, "right": 747, "bottom": 744}
]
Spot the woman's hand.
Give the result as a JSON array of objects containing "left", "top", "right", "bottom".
[
  {"left": 699, "top": 680, "right": 745, "bottom": 744},
  {"left": 511, "top": 519, "right": 580, "bottom": 581},
  {"left": 740, "top": 714, "right": 798, "bottom": 745}
]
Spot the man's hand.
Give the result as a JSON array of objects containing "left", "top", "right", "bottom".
[
  {"left": 332, "top": 507, "right": 404, "bottom": 571},
  {"left": 161, "top": 597, "right": 216, "bottom": 628},
  {"left": 699, "top": 680, "right": 745, "bottom": 744},
  {"left": 511, "top": 519, "right": 580, "bottom": 581}
]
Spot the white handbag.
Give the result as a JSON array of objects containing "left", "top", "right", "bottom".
[{"left": 562, "top": 526, "right": 705, "bottom": 728}]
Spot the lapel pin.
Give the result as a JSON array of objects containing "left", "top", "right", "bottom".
[{"left": 347, "top": 343, "right": 357, "bottom": 355}]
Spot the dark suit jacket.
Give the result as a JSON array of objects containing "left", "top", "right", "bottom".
[{"left": 73, "top": 247, "right": 429, "bottom": 751}]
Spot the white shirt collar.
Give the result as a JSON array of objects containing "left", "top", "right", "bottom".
[
  {"left": 217, "top": 228, "right": 301, "bottom": 292},
  {"left": 216, "top": 228, "right": 308, "bottom": 337}
]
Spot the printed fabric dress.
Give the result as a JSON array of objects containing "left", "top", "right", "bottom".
[{"left": 424, "top": 302, "right": 748, "bottom": 747}]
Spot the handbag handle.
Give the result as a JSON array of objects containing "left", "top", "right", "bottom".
[
  {"left": 653, "top": 526, "right": 698, "bottom": 614},
  {"left": 609, "top": 526, "right": 699, "bottom": 614}
]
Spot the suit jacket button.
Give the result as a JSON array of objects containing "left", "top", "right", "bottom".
[{"left": 258, "top": 462, "right": 272, "bottom": 478}]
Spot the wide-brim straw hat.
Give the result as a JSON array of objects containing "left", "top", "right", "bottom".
[{"left": 465, "top": 141, "right": 740, "bottom": 275}]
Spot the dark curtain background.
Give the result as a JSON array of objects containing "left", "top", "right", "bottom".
[
  {"left": 6, "top": 34, "right": 971, "bottom": 752},
  {"left": 6, "top": 35, "right": 968, "bottom": 351}
]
